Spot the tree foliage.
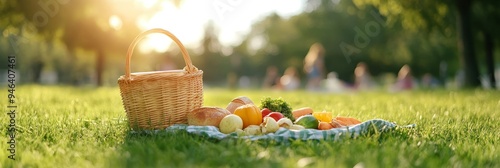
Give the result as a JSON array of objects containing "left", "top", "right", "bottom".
[
  {"left": 353, "top": 0, "right": 500, "bottom": 87},
  {"left": 1, "top": 0, "right": 157, "bottom": 85},
  {"left": 231, "top": 0, "right": 459, "bottom": 85},
  {"left": 1, "top": 0, "right": 498, "bottom": 88}
]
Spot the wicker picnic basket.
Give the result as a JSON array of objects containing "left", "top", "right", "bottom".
[{"left": 118, "top": 28, "right": 203, "bottom": 130}]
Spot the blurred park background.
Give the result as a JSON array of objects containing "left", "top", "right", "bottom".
[{"left": 1, "top": 0, "right": 499, "bottom": 90}]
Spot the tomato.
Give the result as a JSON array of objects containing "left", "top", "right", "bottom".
[
  {"left": 261, "top": 108, "right": 272, "bottom": 120},
  {"left": 266, "top": 112, "right": 284, "bottom": 122},
  {"left": 234, "top": 104, "right": 262, "bottom": 128}
]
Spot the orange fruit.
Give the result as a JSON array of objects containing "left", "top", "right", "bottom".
[{"left": 233, "top": 104, "right": 262, "bottom": 128}]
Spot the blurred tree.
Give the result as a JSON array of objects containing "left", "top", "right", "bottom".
[
  {"left": 242, "top": 0, "right": 402, "bottom": 82},
  {"left": 472, "top": 0, "right": 500, "bottom": 88},
  {"left": 1, "top": 0, "right": 159, "bottom": 85},
  {"left": 455, "top": 0, "right": 479, "bottom": 88},
  {"left": 353, "top": 0, "right": 500, "bottom": 88},
  {"left": 196, "top": 21, "right": 231, "bottom": 84},
  {"left": 233, "top": 0, "right": 465, "bottom": 87}
]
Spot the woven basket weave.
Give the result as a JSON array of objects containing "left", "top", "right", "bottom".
[{"left": 118, "top": 28, "right": 203, "bottom": 130}]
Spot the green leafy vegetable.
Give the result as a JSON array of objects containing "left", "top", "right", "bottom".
[{"left": 260, "top": 97, "right": 294, "bottom": 121}]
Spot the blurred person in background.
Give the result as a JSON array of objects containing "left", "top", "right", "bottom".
[
  {"left": 390, "top": 64, "right": 414, "bottom": 91},
  {"left": 354, "top": 62, "right": 376, "bottom": 90},
  {"left": 324, "top": 71, "right": 349, "bottom": 93},
  {"left": 303, "top": 43, "right": 325, "bottom": 91},
  {"left": 262, "top": 65, "right": 281, "bottom": 89},
  {"left": 421, "top": 73, "right": 440, "bottom": 89},
  {"left": 279, "top": 67, "right": 300, "bottom": 91}
]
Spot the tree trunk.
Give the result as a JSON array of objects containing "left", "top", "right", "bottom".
[
  {"left": 484, "top": 31, "right": 496, "bottom": 88},
  {"left": 96, "top": 49, "right": 104, "bottom": 86},
  {"left": 32, "top": 60, "right": 44, "bottom": 83},
  {"left": 456, "top": 0, "right": 480, "bottom": 88}
]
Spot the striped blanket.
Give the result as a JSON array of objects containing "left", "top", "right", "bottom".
[{"left": 161, "top": 119, "right": 415, "bottom": 141}]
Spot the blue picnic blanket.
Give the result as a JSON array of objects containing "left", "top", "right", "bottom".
[{"left": 162, "top": 119, "right": 415, "bottom": 141}]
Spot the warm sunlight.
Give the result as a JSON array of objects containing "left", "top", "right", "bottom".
[
  {"left": 140, "top": 0, "right": 158, "bottom": 9},
  {"left": 109, "top": 15, "right": 123, "bottom": 30},
  {"left": 134, "top": 0, "right": 304, "bottom": 53},
  {"left": 136, "top": 0, "right": 207, "bottom": 53}
]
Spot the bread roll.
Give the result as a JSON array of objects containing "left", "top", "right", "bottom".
[
  {"left": 226, "top": 96, "right": 254, "bottom": 113},
  {"left": 292, "top": 107, "right": 313, "bottom": 119},
  {"left": 187, "top": 107, "right": 231, "bottom": 127}
]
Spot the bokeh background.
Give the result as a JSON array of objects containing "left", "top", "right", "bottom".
[{"left": 1, "top": 0, "right": 499, "bottom": 90}]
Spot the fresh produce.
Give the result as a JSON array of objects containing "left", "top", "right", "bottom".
[
  {"left": 234, "top": 129, "right": 245, "bottom": 136},
  {"left": 331, "top": 116, "right": 362, "bottom": 128},
  {"left": 233, "top": 104, "right": 262, "bottom": 128},
  {"left": 335, "top": 116, "right": 361, "bottom": 125},
  {"left": 289, "top": 124, "right": 305, "bottom": 130},
  {"left": 277, "top": 118, "right": 293, "bottom": 128},
  {"left": 260, "top": 97, "right": 294, "bottom": 121},
  {"left": 243, "top": 125, "right": 262, "bottom": 135},
  {"left": 294, "top": 115, "right": 320, "bottom": 129},
  {"left": 266, "top": 112, "right": 284, "bottom": 121},
  {"left": 312, "top": 112, "right": 333, "bottom": 123},
  {"left": 292, "top": 107, "right": 313, "bottom": 119},
  {"left": 318, "top": 122, "right": 334, "bottom": 130},
  {"left": 330, "top": 120, "right": 344, "bottom": 128},
  {"left": 261, "top": 117, "right": 279, "bottom": 134},
  {"left": 261, "top": 108, "right": 272, "bottom": 120},
  {"left": 219, "top": 114, "right": 243, "bottom": 134},
  {"left": 226, "top": 96, "right": 254, "bottom": 113}
]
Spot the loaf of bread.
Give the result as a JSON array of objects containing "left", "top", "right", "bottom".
[
  {"left": 226, "top": 96, "right": 254, "bottom": 113},
  {"left": 187, "top": 107, "right": 231, "bottom": 126}
]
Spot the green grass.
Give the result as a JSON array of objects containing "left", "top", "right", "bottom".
[{"left": 1, "top": 85, "right": 499, "bottom": 168}]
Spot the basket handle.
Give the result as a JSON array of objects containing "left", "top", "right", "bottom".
[{"left": 124, "top": 28, "right": 198, "bottom": 79}]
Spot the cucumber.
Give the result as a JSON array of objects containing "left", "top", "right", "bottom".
[{"left": 294, "top": 115, "right": 319, "bottom": 129}]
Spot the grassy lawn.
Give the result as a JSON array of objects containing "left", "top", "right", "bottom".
[{"left": 1, "top": 85, "right": 499, "bottom": 167}]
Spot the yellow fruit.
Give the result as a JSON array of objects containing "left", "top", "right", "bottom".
[
  {"left": 312, "top": 112, "right": 333, "bottom": 122},
  {"left": 233, "top": 104, "right": 262, "bottom": 129}
]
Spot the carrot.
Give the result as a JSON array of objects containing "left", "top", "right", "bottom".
[
  {"left": 335, "top": 116, "right": 361, "bottom": 126},
  {"left": 330, "top": 120, "right": 344, "bottom": 128},
  {"left": 318, "top": 122, "right": 334, "bottom": 130},
  {"left": 292, "top": 107, "right": 313, "bottom": 119}
]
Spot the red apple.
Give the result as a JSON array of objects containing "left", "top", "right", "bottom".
[
  {"left": 266, "top": 112, "right": 284, "bottom": 122},
  {"left": 261, "top": 108, "right": 272, "bottom": 119}
]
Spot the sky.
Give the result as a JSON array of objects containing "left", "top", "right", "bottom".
[{"left": 135, "top": 0, "right": 306, "bottom": 53}]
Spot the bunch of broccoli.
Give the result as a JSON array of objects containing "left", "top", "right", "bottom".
[{"left": 260, "top": 97, "right": 294, "bottom": 121}]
